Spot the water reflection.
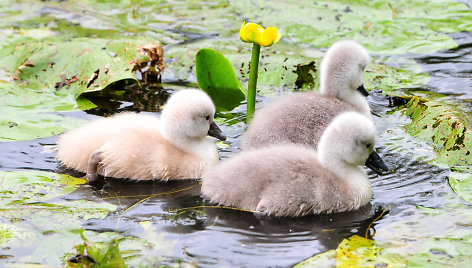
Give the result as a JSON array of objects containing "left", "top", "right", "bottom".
[
  {"left": 76, "top": 176, "right": 388, "bottom": 266},
  {"left": 416, "top": 32, "right": 472, "bottom": 100}
]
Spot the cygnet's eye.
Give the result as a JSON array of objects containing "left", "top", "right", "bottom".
[
  {"left": 366, "top": 143, "right": 371, "bottom": 148},
  {"left": 205, "top": 115, "right": 210, "bottom": 120}
]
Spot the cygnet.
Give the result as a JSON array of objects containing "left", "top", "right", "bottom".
[
  {"left": 202, "top": 112, "right": 388, "bottom": 217},
  {"left": 56, "top": 89, "right": 226, "bottom": 185},
  {"left": 242, "top": 40, "right": 371, "bottom": 149}
]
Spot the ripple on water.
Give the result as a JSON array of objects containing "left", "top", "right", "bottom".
[{"left": 416, "top": 31, "right": 472, "bottom": 100}]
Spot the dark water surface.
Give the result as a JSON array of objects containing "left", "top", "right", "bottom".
[{"left": 2, "top": 5, "right": 472, "bottom": 268}]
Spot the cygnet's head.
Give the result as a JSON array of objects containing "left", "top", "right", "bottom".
[
  {"left": 320, "top": 40, "right": 371, "bottom": 98},
  {"left": 160, "top": 89, "right": 226, "bottom": 142},
  {"left": 318, "top": 112, "right": 388, "bottom": 175}
]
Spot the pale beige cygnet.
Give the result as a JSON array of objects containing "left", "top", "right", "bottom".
[
  {"left": 56, "top": 89, "right": 226, "bottom": 185},
  {"left": 242, "top": 40, "right": 371, "bottom": 149},
  {"left": 202, "top": 112, "right": 388, "bottom": 217}
]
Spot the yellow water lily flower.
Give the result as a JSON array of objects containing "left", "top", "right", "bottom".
[{"left": 240, "top": 21, "right": 281, "bottom": 47}]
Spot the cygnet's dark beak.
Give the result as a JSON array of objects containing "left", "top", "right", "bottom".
[
  {"left": 208, "top": 121, "right": 226, "bottom": 141},
  {"left": 365, "top": 151, "right": 389, "bottom": 175},
  {"left": 357, "top": 84, "right": 369, "bottom": 97}
]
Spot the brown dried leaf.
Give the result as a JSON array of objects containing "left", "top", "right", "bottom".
[
  {"left": 131, "top": 43, "right": 165, "bottom": 83},
  {"left": 86, "top": 69, "right": 100, "bottom": 88},
  {"left": 55, "top": 74, "right": 80, "bottom": 90}
]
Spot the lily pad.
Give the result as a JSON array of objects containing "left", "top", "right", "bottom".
[
  {"left": 408, "top": 236, "right": 472, "bottom": 267},
  {"left": 449, "top": 172, "right": 472, "bottom": 203},
  {"left": 0, "top": 223, "right": 36, "bottom": 247},
  {"left": 365, "top": 61, "right": 430, "bottom": 96},
  {"left": 403, "top": 97, "right": 472, "bottom": 167},
  {"left": 231, "top": 0, "right": 471, "bottom": 54},
  {"left": 0, "top": 171, "right": 118, "bottom": 266},
  {"left": 295, "top": 235, "right": 406, "bottom": 267},
  {"left": 1, "top": 110, "right": 88, "bottom": 142},
  {"left": 0, "top": 170, "right": 85, "bottom": 207},
  {"left": 293, "top": 249, "right": 336, "bottom": 268},
  {"left": 196, "top": 48, "right": 246, "bottom": 111},
  {"left": 0, "top": 38, "right": 153, "bottom": 97}
]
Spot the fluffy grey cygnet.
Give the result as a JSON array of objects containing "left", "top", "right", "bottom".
[
  {"left": 202, "top": 112, "right": 388, "bottom": 217},
  {"left": 56, "top": 89, "right": 226, "bottom": 185},
  {"left": 242, "top": 40, "right": 371, "bottom": 149}
]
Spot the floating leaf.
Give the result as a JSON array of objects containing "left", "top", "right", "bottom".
[
  {"left": 293, "top": 249, "right": 336, "bottom": 268},
  {"left": 232, "top": 0, "right": 471, "bottom": 54},
  {"left": 336, "top": 236, "right": 406, "bottom": 267},
  {"left": 0, "top": 37, "right": 160, "bottom": 99},
  {"left": 403, "top": 97, "right": 472, "bottom": 166},
  {"left": 295, "top": 235, "right": 406, "bottom": 267},
  {"left": 0, "top": 170, "right": 85, "bottom": 207},
  {"left": 0, "top": 223, "right": 36, "bottom": 247},
  {"left": 408, "top": 236, "right": 472, "bottom": 267},
  {"left": 449, "top": 172, "right": 472, "bottom": 203},
  {"left": 1, "top": 110, "right": 87, "bottom": 142},
  {"left": 196, "top": 48, "right": 246, "bottom": 111},
  {"left": 365, "top": 61, "right": 430, "bottom": 96}
]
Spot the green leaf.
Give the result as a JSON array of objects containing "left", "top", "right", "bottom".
[
  {"left": 408, "top": 237, "right": 472, "bottom": 267},
  {"left": 1, "top": 110, "right": 87, "bottom": 142},
  {"left": 0, "top": 38, "right": 149, "bottom": 98},
  {"left": 294, "top": 235, "right": 406, "bottom": 267},
  {"left": 449, "top": 172, "right": 472, "bottom": 203},
  {"left": 196, "top": 48, "right": 246, "bottom": 111},
  {"left": 0, "top": 82, "right": 88, "bottom": 142},
  {"left": 365, "top": 61, "right": 430, "bottom": 96},
  {"left": 0, "top": 170, "right": 85, "bottom": 207},
  {"left": 293, "top": 249, "right": 336, "bottom": 268},
  {"left": 0, "top": 223, "right": 36, "bottom": 247},
  {"left": 402, "top": 97, "right": 472, "bottom": 167},
  {"left": 231, "top": 0, "right": 471, "bottom": 54}
]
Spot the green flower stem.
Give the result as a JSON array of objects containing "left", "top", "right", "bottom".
[{"left": 246, "top": 43, "right": 261, "bottom": 124}]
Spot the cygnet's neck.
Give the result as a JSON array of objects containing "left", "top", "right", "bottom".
[
  {"left": 321, "top": 83, "right": 371, "bottom": 117},
  {"left": 161, "top": 123, "right": 218, "bottom": 164},
  {"left": 320, "top": 157, "right": 372, "bottom": 206}
]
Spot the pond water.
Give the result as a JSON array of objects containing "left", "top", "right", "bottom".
[{"left": 2, "top": 0, "right": 472, "bottom": 267}]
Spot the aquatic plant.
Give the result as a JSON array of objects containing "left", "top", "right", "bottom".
[{"left": 196, "top": 21, "right": 281, "bottom": 123}]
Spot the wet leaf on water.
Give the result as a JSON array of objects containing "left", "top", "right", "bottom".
[
  {"left": 448, "top": 172, "right": 472, "bottom": 203},
  {"left": 402, "top": 97, "right": 472, "bottom": 167},
  {"left": 295, "top": 235, "right": 406, "bottom": 267},
  {"left": 0, "top": 170, "right": 85, "bottom": 207},
  {"left": 0, "top": 82, "right": 90, "bottom": 142},
  {"left": 0, "top": 37, "right": 160, "bottom": 101},
  {"left": 364, "top": 61, "right": 430, "bottom": 97},
  {"left": 196, "top": 48, "right": 246, "bottom": 111},
  {"left": 293, "top": 249, "right": 336, "bottom": 268},
  {"left": 0, "top": 110, "right": 87, "bottom": 142},
  {"left": 407, "top": 236, "right": 472, "bottom": 267},
  {"left": 231, "top": 0, "right": 471, "bottom": 54},
  {"left": 66, "top": 231, "right": 126, "bottom": 268},
  {"left": 0, "top": 223, "right": 36, "bottom": 247}
]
